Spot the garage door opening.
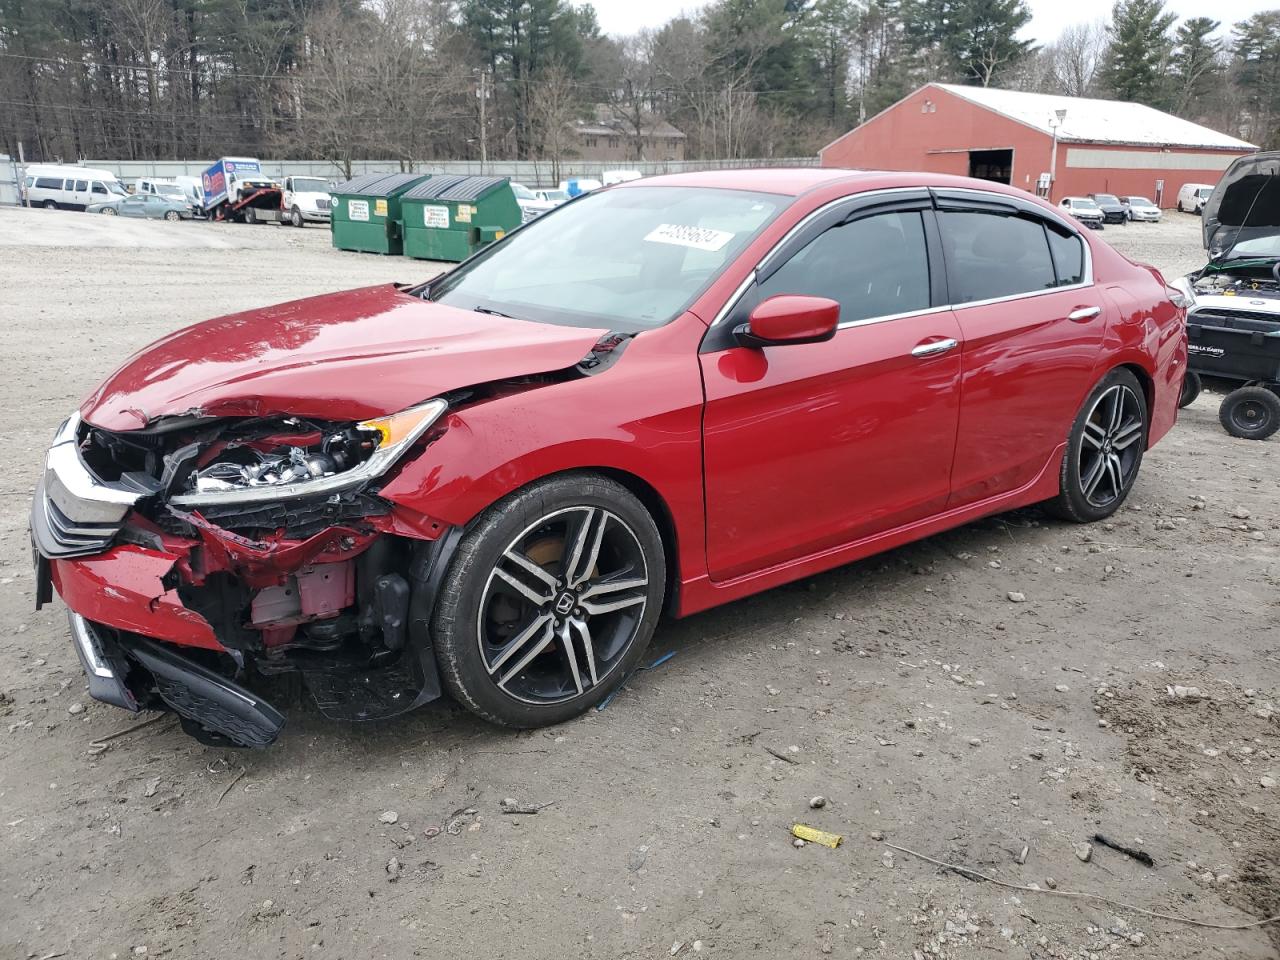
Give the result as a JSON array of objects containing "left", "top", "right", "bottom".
[{"left": 968, "top": 149, "right": 1012, "bottom": 185}]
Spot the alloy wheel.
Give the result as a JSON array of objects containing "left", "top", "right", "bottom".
[
  {"left": 477, "top": 506, "right": 649, "bottom": 705},
  {"left": 1078, "top": 384, "right": 1144, "bottom": 508}
]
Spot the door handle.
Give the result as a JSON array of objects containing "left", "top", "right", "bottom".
[
  {"left": 1067, "top": 306, "right": 1101, "bottom": 322},
  {"left": 911, "top": 338, "right": 958, "bottom": 358}
]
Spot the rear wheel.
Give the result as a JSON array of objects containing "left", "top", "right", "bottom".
[
  {"left": 164, "top": 210, "right": 181, "bottom": 222},
  {"left": 432, "top": 473, "right": 666, "bottom": 727},
  {"left": 43, "top": 200, "right": 57, "bottom": 210},
  {"left": 1219, "top": 386, "right": 1280, "bottom": 440},
  {"left": 1047, "top": 368, "right": 1147, "bottom": 523},
  {"left": 1179, "top": 370, "right": 1202, "bottom": 408},
  {"left": 244, "top": 206, "right": 256, "bottom": 224}
]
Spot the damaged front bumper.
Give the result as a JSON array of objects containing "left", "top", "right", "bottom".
[{"left": 31, "top": 413, "right": 455, "bottom": 748}]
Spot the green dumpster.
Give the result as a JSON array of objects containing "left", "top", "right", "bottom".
[
  {"left": 330, "top": 172, "right": 430, "bottom": 254},
  {"left": 401, "top": 175, "right": 522, "bottom": 262}
]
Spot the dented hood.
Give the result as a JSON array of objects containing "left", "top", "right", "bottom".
[{"left": 81, "top": 284, "right": 608, "bottom": 431}]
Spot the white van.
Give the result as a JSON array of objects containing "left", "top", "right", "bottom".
[
  {"left": 23, "top": 164, "right": 126, "bottom": 210},
  {"left": 1177, "top": 182, "right": 1215, "bottom": 215},
  {"left": 134, "top": 177, "right": 190, "bottom": 202}
]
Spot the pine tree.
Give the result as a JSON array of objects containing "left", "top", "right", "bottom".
[
  {"left": 1170, "top": 17, "right": 1221, "bottom": 117},
  {"left": 1233, "top": 11, "right": 1280, "bottom": 149},
  {"left": 1099, "top": 0, "right": 1176, "bottom": 107},
  {"left": 946, "top": 0, "right": 1034, "bottom": 86}
]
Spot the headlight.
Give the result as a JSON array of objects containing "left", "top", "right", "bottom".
[
  {"left": 1167, "top": 276, "right": 1196, "bottom": 310},
  {"left": 168, "top": 399, "right": 447, "bottom": 507}
]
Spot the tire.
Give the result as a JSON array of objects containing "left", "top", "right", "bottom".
[
  {"left": 101, "top": 207, "right": 117, "bottom": 216},
  {"left": 1219, "top": 386, "right": 1280, "bottom": 440},
  {"left": 164, "top": 210, "right": 180, "bottom": 222},
  {"left": 432, "top": 472, "right": 666, "bottom": 728},
  {"left": 1047, "top": 368, "right": 1148, "bottom": 523},
  {"left": 290, "top": 207, "right": 304, "bottom": 228},
  {"left": 43, "top": 200, "right": 57, "bottom": 210},
  {"left": 244, "top": 206, "right": 256, "bottom": 224},
  {"left": 1179, "top": 370, "right": 1202, "bottom": 409}
]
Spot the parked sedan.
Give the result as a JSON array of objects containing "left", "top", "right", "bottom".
[
  {"left": 1059, "top": 196, "right": 1105, "bottom": 230},
  {"left": 1087, "top": 193, "right": 1128, "bottom": 224},
  {"left": 1121, "top": 196, "right": 1162, "bottom": 222},
  {"left": 32, "top": 169, "right": 1187, "bottom": 748},
  {"left": 87, "top": 194, "right": 194, "bottom": 220}
]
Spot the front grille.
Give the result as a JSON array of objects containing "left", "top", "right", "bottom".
[
  {"left": 30, "top": 415, "right": 142, "bottom": 559},
  {"left": 316, "top": 198, "right": 330, "bottom": 210}
]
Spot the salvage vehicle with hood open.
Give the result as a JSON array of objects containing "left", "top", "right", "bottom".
[
  {"left": 1178, "top": 151, "right": 1280, "bottom": 439},
  {"left": 32, "top": 169, "right": 1188, "bottom": 748}
]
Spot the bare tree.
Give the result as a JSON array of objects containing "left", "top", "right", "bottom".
[
  {"left": 1050, "top": 21, "right": 1109, "bottom": 97},
  {"left": 529, "top": 59, "right": 579, "bottom": 183}
]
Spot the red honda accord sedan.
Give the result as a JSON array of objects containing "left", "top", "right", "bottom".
[{"left": 32, "top": 169, "right": 1188, "bottom": 746}]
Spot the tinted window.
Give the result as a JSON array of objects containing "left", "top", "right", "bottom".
[
  {"left": 938, "top": 210, "right": 1056, "bottom": 303},
  {"left": 92, "top": 182, "right": 108, "bottom": 194},
  {"left": 758, "top": 211, "right": 931, "bottom": 323},
  {"left": 1046, "top": 226, "right": 1085, "bottom": 286},
  {"left": 35, "top": 177, "right": 61, "bottom": 189},
  {"left": 74, "top": 179, "right": 87, "bottom": 191}
]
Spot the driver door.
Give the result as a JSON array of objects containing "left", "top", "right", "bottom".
[{"left": 700, "top": 194, "right": 964, "bottom": 582}]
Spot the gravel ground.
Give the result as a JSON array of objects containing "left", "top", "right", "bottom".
[{"left": 0, "top": 204, "right": 1276, "bottom": 960}]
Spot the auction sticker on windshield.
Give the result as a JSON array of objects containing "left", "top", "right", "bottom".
[
  {"left": 644, "top": 223, "right": 734, "bottom": 251},
  {"left": 348, "top": 199, "right": 369, "bottom": 221}
]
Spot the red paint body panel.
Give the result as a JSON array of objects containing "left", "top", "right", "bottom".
[
  {"left": 80, "top": 284, "right": 607, "bottom": 430},
  {"left": 946, "top": 290, "right": 1107, "bottom": 506},
  {"left": 819, "top": 84, "right": 1253, "bottom": 208},
  {"left": 51, "top": 545, "right": 221, "bottom": 651},
  {"left": 700, "top": 312, "right": 963, "bottom": 581}
]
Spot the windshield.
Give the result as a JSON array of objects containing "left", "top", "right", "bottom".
[
  {"left": 156, "top": 184, "right": 184, "bottom": 199},
  {"left": 291, "top": 178, "right": 328, "bottom": 192},
  {"left": 430, "top": 186, "right": 784, "bottom": 331},
  {"left": 1126, "top": 197, "right": 1153, "bottom": 206},
  {"left": 1227, "top": 235, "right": 1280, "bottom": 259},
  {"left": 1093, "top": 194, "right": 1119, "bottom": 204},
  {"left": 541, "top": 190, "right": 568, "bottom": 202},
  {"left": 1073, "top": 199, "right": 1100, "bottom": 211},
  {"left": 107, "top": 181, "right": 127, "bottom": 196},
  {"left": 511, "top": 183, "right": 535, "bottom": 200}
]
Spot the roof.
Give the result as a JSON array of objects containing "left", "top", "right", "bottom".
[
  {"left": 932, "top": 83, "right": 1256, "bottom": 151},
  {"left": 332, "top": 172, "right": 427, "bottom": 196},
  {"left": 403, "top": 175, "right": 509, "bottom": 201}
]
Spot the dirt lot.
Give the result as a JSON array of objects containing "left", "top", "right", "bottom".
[{"left": 0, "top": 205, "right": 1276, "bottom": 960}]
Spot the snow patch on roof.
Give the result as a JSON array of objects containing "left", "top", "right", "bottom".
[{"left": 934, "top": 84, "right": 1256, "bottom": 151}]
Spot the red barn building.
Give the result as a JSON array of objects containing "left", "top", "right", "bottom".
[{"left": 821, "top": 83, "right": 1256, "bottom": 208}]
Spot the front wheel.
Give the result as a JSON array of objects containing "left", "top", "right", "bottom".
[
  {"left": 290, "top": 207, "right": 304, "bottom": 228},
  {"left": 1219, "top": 386, "right": 1280, "bottom": 440},
  {"left": 100, "top": 207, "right": 117, "bottom": 216},
  {"left": 1047, "top": 368, "right": 1148, "bottom": 523},
  {"left": 1179, "top": 370, "right": 1202, "bottom": 408},
  {"left": 43, "top": 200, "right": 57, "bottom": 210},
  {"left": 432, "top": 473, "right": 666, "bottom": 727}
]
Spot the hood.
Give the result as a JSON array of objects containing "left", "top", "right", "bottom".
[
  {"left": 81, "top": 284, "right": 608, "bottom": 431},
  {"left": 1202, "top": 151, "right": 1280, "bottom": 254}
]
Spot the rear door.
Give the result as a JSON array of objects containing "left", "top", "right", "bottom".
[
  {"left": 700, "top": 191, "right": 964, "bottom": 581},
  {"left": 933, "top": 190, "right": 1106, "bottom": 507}
]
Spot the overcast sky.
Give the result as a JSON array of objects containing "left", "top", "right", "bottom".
[{"left": 590, "top": 0, "right": 1276, "bottom": 42}]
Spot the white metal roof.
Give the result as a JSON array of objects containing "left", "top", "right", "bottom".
[{"left": 933, "top": 83, "right": 1256, "bottom": 151}]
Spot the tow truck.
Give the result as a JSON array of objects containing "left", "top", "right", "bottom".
[{"left": 200, "top": 157, "right": 284, "bottom": 223}]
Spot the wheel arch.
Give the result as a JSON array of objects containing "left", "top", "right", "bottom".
[{"left": 1116, "top": 361, "right": 1154, "bottom": 426}]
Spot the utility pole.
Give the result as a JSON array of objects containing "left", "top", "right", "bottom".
[
  {"left": 1048, "top": 108, "right": 1066, "bottom": 203},
  {"left": 476, "top": 70, "right": 489, "bottom": 174}
]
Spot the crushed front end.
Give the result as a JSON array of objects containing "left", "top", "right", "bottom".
[{"left": 31, "top": 405, "right": 454, "bottom": 748}]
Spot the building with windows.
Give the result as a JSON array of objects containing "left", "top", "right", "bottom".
[
  {"left": 820, "top": 83, "right": 1256, "bottom": 208},
  {"left": 572, "top": 109, "right": 686, "bottom": 163}
]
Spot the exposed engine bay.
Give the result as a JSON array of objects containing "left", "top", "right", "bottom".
[{"left": 1190, "top": 267, "right": 1280, "bottom": 300}]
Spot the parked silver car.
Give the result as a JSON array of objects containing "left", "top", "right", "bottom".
[
  {"left": 1121, "top": 196, "right": 1162, "bottom": 222},
  {"left": 87, "top": 194, "right": 194, "bottom": 221}
]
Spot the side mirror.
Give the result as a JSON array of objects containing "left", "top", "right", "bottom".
[{"left": 734, "top": 295, "right": 840, "bottom": 348}]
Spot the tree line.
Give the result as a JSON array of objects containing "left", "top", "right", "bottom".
[{"left": 1, "top": 0, "right": 1277, "bottom": 176}]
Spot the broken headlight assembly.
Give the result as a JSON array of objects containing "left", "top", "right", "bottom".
[{"left": 168, "top": 398, "right": 448, "bottom": 507}]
